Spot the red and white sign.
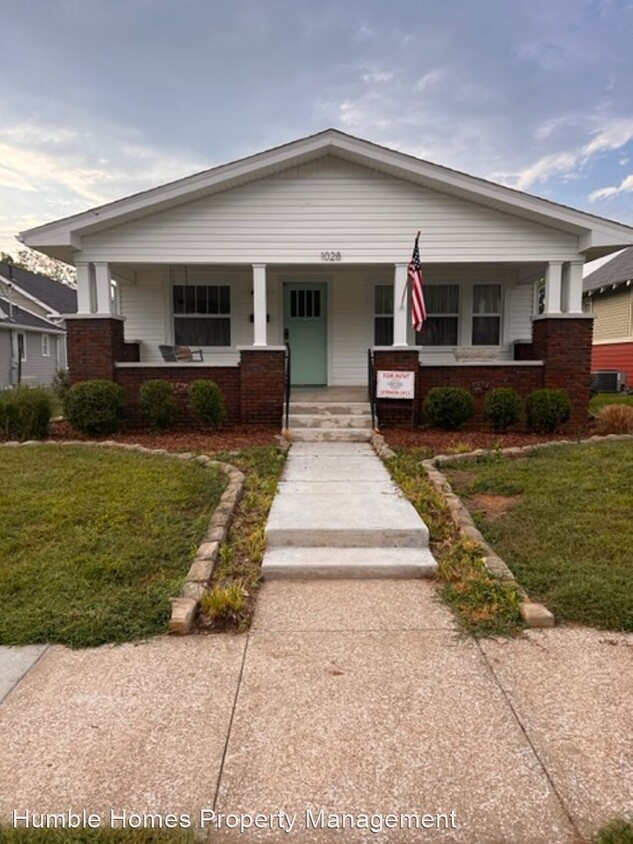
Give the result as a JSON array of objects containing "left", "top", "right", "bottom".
[{"left": 376, "top": 370, "right": 416, "bottom": 399}]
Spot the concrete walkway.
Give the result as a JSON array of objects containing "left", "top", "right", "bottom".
[
  {"left": 262, "top": 443, "right": 437, "bottom": 578},
  {"left": 1, "top": 582, "right": 631, "bottom": 843}
]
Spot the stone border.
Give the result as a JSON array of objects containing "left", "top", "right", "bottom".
[
  {"left": 372, "top": 432, "right": 633, "bottom": 628},
  {"left": 0, "top": 439, "right": 246, "bottom": 637}
]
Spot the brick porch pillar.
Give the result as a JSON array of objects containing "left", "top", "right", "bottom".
[
  {"left": 373, "top": 347, "right": 421, "bottom": 427},
  {"left": 65, "top": 316, "right": 126, "bottom": 384},
  {"left": 239, "top": 347, "right": 286, "bottom": 425},
  {"left": 532, "top": 315, "right": 594, "bottom": 429}
]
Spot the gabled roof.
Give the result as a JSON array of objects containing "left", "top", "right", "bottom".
[
  {"left": 20, "top": 128, "right": 633, "bottom": 263},
  {"left": 0, "top": 262, "right": 77, "bottom": 314},
  {"left": 0, "top": 296, "right": 65, "bottom": 332},
  {"left": 583, "top": 247, "right": 633, "bottom": 293}
]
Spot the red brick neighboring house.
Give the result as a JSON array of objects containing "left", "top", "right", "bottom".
[
  {"left": 584, "top": 247, "right": 633, "bottom": 388},
  {"left": 19, "top": 130, "right": 633, "bottom": 428}
]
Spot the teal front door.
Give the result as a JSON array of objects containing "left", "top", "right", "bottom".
[{"left": 283, "top": 283, "right": 327, "bottom": 386}]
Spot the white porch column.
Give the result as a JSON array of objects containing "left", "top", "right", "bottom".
[
  {"left": 252, "top": 263, "right": 267, "bottom": 347},
  {"left": 563, "top": 260, "right": 584, "bottom": 314},
  {"left": 94, "top": 262, "right": 114, "bottom": 315},
  {"left": 393, "top": 263, "right": 409, "bottom": 346},
  {"left": 544, "top": 261, "right": 562, "bottom": 315},
  {"left": 75, "top": 262, "right": 93, "bottom": 314}
]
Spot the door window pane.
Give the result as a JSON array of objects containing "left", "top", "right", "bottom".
[{"left": 416, "top": 284, "right": 459, "bottom": 346}]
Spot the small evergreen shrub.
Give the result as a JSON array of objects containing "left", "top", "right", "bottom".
[
  {"left": 526, "top": 388, "right": 572, "bottom": 433},
  {"left": 188, "top": 380, "right": 225, "bottom": 429},
  {"left": 0, "top": 385, "right": 53, "bottom": 440},
  {"left": 484, "top": 387, "right": 522, "bottom": 432},
  {"left": 596, "top": 404, "right": 633, "bottom": 435},
  {"left": 423, "top": 386, "right": 475, "bottom": 430},
  {"left": 64, "top": 379, "right": 126, "bottom": 435},
  {"left": 139, "top": 379, "right": 178, "bottom": 429},
  {"left": 51, "top": 368, "right": 70, "bottom": 400}
]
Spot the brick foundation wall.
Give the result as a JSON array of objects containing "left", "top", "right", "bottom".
[
  {"left": 240, "top": 349, "right": 285, "bottom": 425},
  {"left": 532, "top": 316, "right": 594, "bottom": 428},
  {"left": 66, "top": 318, "right": 126, "bottom": 383},
  {"left": 373, "top": 349, "right": 421, "bottom": 427},
  {"left": 418, "top": 364, "right": 544, "bottom": 427},
  {"left": 115, "top": 366, "right": 241, "bottom": 426}
]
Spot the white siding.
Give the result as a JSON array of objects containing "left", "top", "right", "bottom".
[{"left": 81, "top": 156, "right": 579, "bottom": 264}]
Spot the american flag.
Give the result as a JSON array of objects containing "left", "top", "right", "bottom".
[{"left": 408, "top": 231, "right": 426, "bottom": 333}]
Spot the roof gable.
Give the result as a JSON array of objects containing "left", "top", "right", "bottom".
[
  {"left": 0, "top": 262, "right": 77, "bottom": 314},
  {"left": 20, "top": 129, "right": 633, "bottom": 263}
]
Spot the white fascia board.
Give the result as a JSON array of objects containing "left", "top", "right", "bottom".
[{"left": 20, "top": 129, "right": 633, "bottom": 250}]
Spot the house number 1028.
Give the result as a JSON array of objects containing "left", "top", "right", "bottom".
[{"left": 321, "top": 251, "right": 342, "bottom": 262}]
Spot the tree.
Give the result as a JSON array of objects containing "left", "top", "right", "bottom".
[{"left": 0, "top": 247, "right": 76, "bottom": 286}]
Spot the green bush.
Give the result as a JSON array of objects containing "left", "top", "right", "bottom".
[
  {"left": 139, "top": 379, "right": 178, "bottom": 429},
  {"left": 526, "top": 388, "right": 572, "bottom": 433},
  {"left": 423, "top": 386, "right": 475, "bottom": 430},
  {"left": 188, "top": 380, "right": 225, "bottom": 429},
  {"left": 483, "top": 387, "right": 522, "bottom": 432},
  {"left": 0, "top": 386, "right": 53, "bottom": 440},
  {"left": 51, "top": 368, "right": 70, "bottom": 400},
  {"left": 64, "top": 380, "right": 126, "bottom": 435}
]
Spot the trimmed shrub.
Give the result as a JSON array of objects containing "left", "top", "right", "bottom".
[
  {"left": 188, "top": 380, "right": 225, "bottom": 429},
  {"left": 0, "top": 386, "right": 53, "bottom": 440},
  {"left": 423, "top": 386, "right": 475, "bottom": 431},
  {"left": 526, "top": 388, "right": 572, "bottom": 433},
  {"left": 483, "top": 387, "right": 522, "bottom": 432},
  {"left": 139, "top": 379, "right": 178, "bottom": 430},
  {"left": 596, "top": 404, "right": 633, "bottom": 435},
  {"left": 64, "top": 379, "right": 126, "bottom": 435}
]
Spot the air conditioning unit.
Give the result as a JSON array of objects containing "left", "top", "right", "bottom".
[{"left": 591, "top": 370, "right": 627, "bottom": 393}]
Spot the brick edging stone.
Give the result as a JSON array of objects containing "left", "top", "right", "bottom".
[
  {"left": 0, "top": 439, "right": 246, "bottom": 637},
  {"left": 372, "top": 432, "right": 633, "bottom": 629}
]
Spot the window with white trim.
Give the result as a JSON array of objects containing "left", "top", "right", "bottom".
[
  {"left": 41, "top": 334, "right": 50, "bottom": 357},
  {"left": 472, "top": 284, "right": 501, "bottom": 345},
  {"left": 416, "top": 284, "right": 459, "bottom": 346},
  {"left": 173, "top": 285, "right": 231, "bottom": 346},
  {"left": 374, "top": 284, "right": 394, "bottom": 345}
]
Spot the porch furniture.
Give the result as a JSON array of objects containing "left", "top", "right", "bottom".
[{"left": 158, "top": 345, "right": 204, "bottom": 362}]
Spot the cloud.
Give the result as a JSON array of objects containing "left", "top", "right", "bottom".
[
  {"left": 582, "top": 119, "right": 633, "bottom": 155},
  {"left": 589, "top": 173, "right": 633, "bottom": 200}
]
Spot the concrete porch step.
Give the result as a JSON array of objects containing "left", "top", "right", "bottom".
[
  {"left": 287, "top": 413, "right": 373, "bottom": 430},
  {"left": 262, "top": 546, "right": 438, "bottom": 580},
  {"left": 288, "top": 428, "right": 373, "bottom": 443},
  {"left": 289, "top": 402, "right": 371, "bottom": 416}
]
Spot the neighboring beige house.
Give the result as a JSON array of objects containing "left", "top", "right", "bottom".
[{"left": 584, "top": 247, "right": 633, "bottom": 386}]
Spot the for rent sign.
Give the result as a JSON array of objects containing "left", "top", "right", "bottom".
[{"left": 376, "top": 370, "right": 415, "bottom": 399}]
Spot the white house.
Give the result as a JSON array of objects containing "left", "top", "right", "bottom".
[{"left": 19, "top": 129, "right": 633, "bottom": 427}]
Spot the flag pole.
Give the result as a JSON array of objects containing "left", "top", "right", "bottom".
[{"left": 400, "top": 231, "right": 421, "bottom": 306}]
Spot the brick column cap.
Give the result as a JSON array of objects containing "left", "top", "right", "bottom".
[
  {"left": 64, "top": 313, "right": 126, "bottom": 321},
  {"left": 532, "top": 314, "right": 593, "bottom": 322}
]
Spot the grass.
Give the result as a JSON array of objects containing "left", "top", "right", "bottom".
[
  {"left": 444, "top": 442, "right": 633, "bottom": 631},
  {"left": 593, "top": 819, "right": 633, "bottom": 844},
  {"left": 0, "top": 445, "right": 226, "bottom": 648},
  {"left": 200, "top": 445, "right": 286, "bottom": 630},
  {"left": 386, "top": 448, "right": 524, "bottom": 637},
  {"left": 0, "top": 830, "right": 194, "bottom": 844},
  {"left": 590, "top": 392, "right": 633, "bottom": 415}
]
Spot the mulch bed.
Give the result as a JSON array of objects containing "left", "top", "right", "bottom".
[
  {"left": 42, "top": 420, "right": 280, "bottom": 453},
  {"left": 382, "top": 426, "right": 596, "bottom": 454}
]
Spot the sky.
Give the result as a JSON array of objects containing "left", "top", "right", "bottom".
[{"left": 1, "top": 0, "right": 633, "bottom": 273}]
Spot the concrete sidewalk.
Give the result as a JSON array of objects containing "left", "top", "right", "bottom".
[{"left": 1, "top": 581, "right": 631, "bottom": 843}]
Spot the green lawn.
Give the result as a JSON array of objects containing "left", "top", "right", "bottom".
[
  {"left": 0, "top": 445, "right": 226, "bottom": 648},
  {"left": 590, "top": 391, "right": 633, "bottom": 415},
  {"left": 444, "top": 442, "right": 633, "bottom": 631}
]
